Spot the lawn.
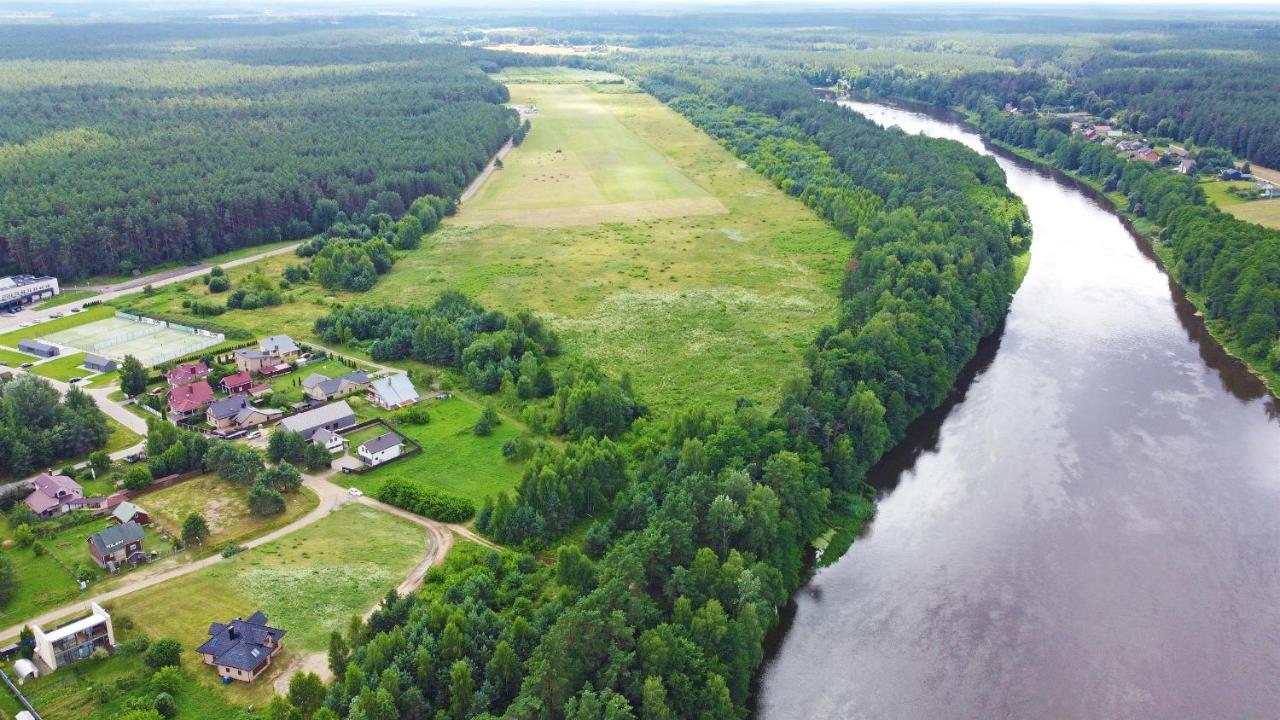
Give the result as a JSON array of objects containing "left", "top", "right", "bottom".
[
  {"left": 0, "top": 304, "right": 116, "bottom": 346},
  {"left": 269, "top": 357, "right": 364, "bottom": 403},
  {"left": 140, "top": 474, "right": 319, "bottom": 555},
  {"left": 41, "top": 516, "right": 168, "bottom": 584},
  {"left": 0, "top": 346, "right": 31, "bottom": 365},
  {"left": 0, "top": 523, "right": 80, "bottom": 628},
  {"left": 368, "top": 79, "right": 848, "bottom": 411},
  {"left": 103, "top": 417, "right": 144, "bottom": 454},
  {"left": 344, "top": 396, "right": 524, "bottom": 504},
  {"left": 1203, "top": 179, "right": 1280, "bottom": 229},
  {"left": 490, "top": 66, "right": 628, "bottom": 84},
  {"left": 34, "top": 290, "right": 99, "bottom": 310},
  {"left": 103, "top": 503, "right": 423, "bottom": 706},
  {"left": 29, "top": 352, "right": 90, "bottom": 382}
]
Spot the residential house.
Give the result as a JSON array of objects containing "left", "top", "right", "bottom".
[
  {"left": 230, "top": 405, "right": 282, "bottom": 431},
  {"left": 1136, "top": 148, "right": 1160, "bottom": 163},
  {"left": 311, "top": 428, "right": 347, "bottom": 454},
  {"left": 111, "top": 501, "right": 150, "bottom": 526},
  {"left": 358, "top": 432, "right": 405, "bottom": 467},
  {"left": 167, "top": 380, "right": 214, "bottom": 422},
  {"left": 1220, "top": 168, "right": 1246, "bottom": 181},
  {"left": 166, "top": 361, "right": 209, "bottom": 387},
  {"left": 83, "top": 355, "right": 116, "bottom": 373},
  {"left": 259, "top": 335, "right": 300, "bottom": 362},
  {"left": 368, "top": 373, "right": 420, "bottom": 409},
  {"left": 279, "top": 400, "right": 356, "bottom": 440},
  {"left": 31, "top": 602, "right": 114, "bottom": 672},
  {"left": 197, "top": 611, "right": 286, "bottom": 683},
  {"left": 233, "top": 349, "right": 280, "bottom": 375},
  {"left": 302, "top": 370, "right": 370, "bottom": 402},
  {"left": 221, "top": 371, "right": 254, "bottom": 395},
  {"left": 1116, "top": 140, "right": 1144, "bottom": 153},
  {"left": 207, "top": 395, "right": 250, "bottom": 430},
  {"left": 18, "top": 339, "right": 58, "bottom": 358},
  {"left": 87, "top": 521, "right": 146, "bottom": 569},
  {"left": 1177, "top": 158, "right": 1197, "bottom": 175},
  {"left": 24, "top": 473, "right": 84, "bottom": 519}
]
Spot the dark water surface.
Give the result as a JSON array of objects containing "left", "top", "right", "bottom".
[{"left": 756, "top": 100, "right": 1280, "bottom": 720}]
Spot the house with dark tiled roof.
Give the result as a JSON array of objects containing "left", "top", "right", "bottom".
[
  {"left": 207, "top": 395, "right": 250, "bottom": 430},
  {"left": 24, "top": 473, "right": 83, "bottom": 518},
  {"left": 87, "top": 521, "right": 146, "bottom": 569},
  {"left": 234, "top": 349, "right": 280, "bottom": 375},
  {"left": 302, "top": 370, "right": 370, "bottom": 402},
  {"left": 168, "top": 380, "right": 214, "bottom": 422},
  {"left": 280, "top": 400, "right": 356, "bottom": 440},
  {"left": 259, "top": 335, "right": 300, "bottom": 361},
  {"left": 357, "top": 431, "right": 404, "bottom": 467},
  {"left": 197, "top": 611, "right": 286, "bottom": 683}
]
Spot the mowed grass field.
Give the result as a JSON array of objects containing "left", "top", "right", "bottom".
[
  {"left": 372, "top": 79, "right": 848, "bottom": 411},
  {"left": 1203, "top": 179, "right": 1280, "bottom": 229},
  {"left": 102, "top": 504, "right": 423, "bottom": 707}
]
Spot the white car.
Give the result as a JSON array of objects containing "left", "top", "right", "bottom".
[
  {"left": 347, "top": 488, "right": 364, "bottom": 497},
  {"left": 18, "top": 322, "right": 32, "bottom": 328}
]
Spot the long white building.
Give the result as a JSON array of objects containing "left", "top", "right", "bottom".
[{"left": 0, "top": 275, "right": 59, "bottom": 308}]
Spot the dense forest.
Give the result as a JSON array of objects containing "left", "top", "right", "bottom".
[
  {"left": 272, "top": 64, "right": 1029, "bottom": 720},
  {"left": 0, "top": 374, "right": 111, "bottom": 477},
  {"left": 0, "top": 35, "right": 518, "bottom": 280}
]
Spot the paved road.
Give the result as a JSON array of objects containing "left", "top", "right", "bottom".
[
  {"left": 0, "top": 472, "right": 491, "bottom": 642},
  {"left": 0, "top": 243, "right": 301, "bottom": 335}
]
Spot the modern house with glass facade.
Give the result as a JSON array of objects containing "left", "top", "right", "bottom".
[{"left": 32, "top": 602, "right": 115, "bottom": 672}]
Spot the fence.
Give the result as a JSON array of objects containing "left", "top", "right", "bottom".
[
  {"left": 338, "top": 419, "right": 423, "bottom": 475},
  {"left": 0, "top": 668, "right": 42, "bottom": 720}
]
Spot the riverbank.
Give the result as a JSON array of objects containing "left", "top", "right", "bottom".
[
  {"left": 848, "top": 89, "right": 1278, "bottom": 397},
  {"left": 975, "top": 132, "right": 1280, "bottom": 397}
]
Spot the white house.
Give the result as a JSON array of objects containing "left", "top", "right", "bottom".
[
  {"left": 32, "top": 602, "right": 115, "bottom": 672},
  {"left": 368, "top": 373, "right": 420, "bottom": 409},
  {"left": 357, "top": 431, "right": 404, "bottom": 466},
  {"left": 311, "top": 428, "right": 347, "bottom": 454}
]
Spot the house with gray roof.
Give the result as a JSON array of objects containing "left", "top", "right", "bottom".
[
  {"left": 280, "top": 400, "right": 356, "bottom": 440},
  {"left": 111, "top": 501, "right": 150, "bottom": 526},
  {"left": 87, "top": 521, "right": 146, "bottom": 569},
  {"left": 302, "top": 370, "right": 370, "bottom": 402},
  {"left": 368, "top": 373, "right": 420, "bottom": 409},
  {"left": 197, "top": 611, "right": 286, "bottom": 683},
  {"left": 83, "top": 355, "right": 116, "bottom": 373},
  {"left": 18, "top": 339, "right": 58, "bottom": 358},
  {"left": 207, "top": 395, "right": 250, "bottom": 430},
  {"left": 259, "top": 335, "right": 300, "bottom": 360},
  {"left": 311, "top": 427, "right": 347, "bottom": 454},
  {"left": 357, "top": 431, "right": 405, "bottom": 467}
]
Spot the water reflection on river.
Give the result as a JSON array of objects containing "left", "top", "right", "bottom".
[{"left": 756, "top": 100, "right": 1280, "bottom": 720}]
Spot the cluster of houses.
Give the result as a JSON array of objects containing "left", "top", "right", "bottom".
[
  {"left": 19, "top": 600, "right": 286, "bottom": 686},
  {"left": 162, "top": 334, "right": 421, "bottom": 439},
  {"left": 20, "top": 472, "right": 153, "bottom": 571},
  {"left": 282, "top": 399, "right": 413, "bottom": 469}
]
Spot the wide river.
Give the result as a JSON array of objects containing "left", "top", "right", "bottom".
[{"left": 756, "top": 100, "right": 1280, "bottom": 719}]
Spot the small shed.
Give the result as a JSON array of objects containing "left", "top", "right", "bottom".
[
  {"left": 83, "top": 354, "right": 117, "bottom": 373},
  {"left": 13, "top": 658, "right": 38, "bottom": 683},
  {"left": 18, "top": 339, "right": 58, "bottom": 358},
  {"left": 112, "top": 501, "right": 150, "bottom": 526}
]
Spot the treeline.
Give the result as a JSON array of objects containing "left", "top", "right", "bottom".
[
  {"left": 314, "top": 291, "right": 561, "bottom": 394},
  {"left": 0, "top": 46, "right": 517, "bottom": 279},
  {"left": 324, "top": 66, "right": 1027, "bottom": 719},
  {"left": 0, "top": 375, "right": 111, "bottom": 477},
  {"left": 973, "top": 101, "right": 1280, "bottom": 373}
]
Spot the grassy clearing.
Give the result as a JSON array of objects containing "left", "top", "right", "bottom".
[
  {"left": 491, "top": 66, "right": 626, "bottom": 83},
  {"left": 0, "top": 304, "right": 116, "bottom": 346},
  {"left": 141, "top": 474, "right": 319, "bottom": 555},
  {"left": 105, "top": 503, "right": 422, "bottom": 707},
  {"left": 103, "top": 417, "right": 144, "bottom": 453},
  {"left": 371, "top": 81, "right": 847, "bottom": 411},
  {"left": 343, "top": 396, "right": 524, "bottom": 503},
  {"left": 29, "top": 352, "right": 89, "bottom": 381},
  {"left": 1202, "top": 179, "right": 1280, "bottom": 229},
  {"left": 34, "top": 290, "right": 99, "bottom": 310},
  {"left": 0, "top": 523, "right": 80, "bottom": 627},
  {"left": 0, "top": 346, "right": 32, "bottom": 365}
]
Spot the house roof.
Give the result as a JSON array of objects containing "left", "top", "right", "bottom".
[
  {"left": 311, "top": 428, "right": 342, "bottom": 445},
  {"left": 18, "top": 339, "right": 55, "bottom": 353},
  {"left": 196, "top": 612, "right": 287, "bottom": 672},
  {"left": 112, "top": 501, "right": 145, "bottom": 524},
  {"left": 304, "top": 371, "right": 370, "bottom": 396},
  {"left": 84, "top": 354, "right": 115, "bottom": 370},
  {"left": 370, "top": 373, "right": 420, "bottom": 406},
  {"left": 168, "top": 380, "right": 214, "bottom": 412},
  {"left": 222, "top": 371, "right": 253, "bottom": 388},
  {"left": 260, "top": 335, "right": 299, "bottom": 355},
  {"left": 88, "top": 521, "right": 145, "bottom": 556},
  {"left": 33, "top": 472, "right": 80, "bottom": 498},
  {"left": 234, "top": 406, "right": 281, "bottom": 425},
  {"left": 167, "top": 361, "right": 209, "bottom": 385},
  {"left": 280, "top": 400, "right": 355, "bottom": 435},
  {"left": 360, "top": 431, "right": 403, "bottom": 455},
  {"left": 208, "top": 394, "right": 249, "bottom": 420},
  {"left": 235, "top": 349, "right": 275, "bottom": 360}
]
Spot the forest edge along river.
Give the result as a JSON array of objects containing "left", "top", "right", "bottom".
[{"left": 754, "top": 99, "right": 1280, "bottom": 719}]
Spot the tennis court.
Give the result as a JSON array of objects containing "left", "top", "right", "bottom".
[{"left": 42, "top": 313, "right": 224, "bottom": 367}]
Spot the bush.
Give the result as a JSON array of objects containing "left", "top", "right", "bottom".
[
  {"left": 123, "top": 465, "right": 153, "bottom": 491},
  {"left": 150, "top": 665, "right": 182, "bottom": 694},
  {"left": 376, "top": 477, "right": 474, "bottom": 522},
  {"left": 397, "top": 403, "right": 431, "bottom": 426},
  {"left": 153, "top": 692, "right": 177, "bottom": 718},
  {"left": 247, "top": 482, "right": 286, "bottom": 516},
  {"left": 118, "top": 635, "right": 151, "bottom": 655},
  {"left": 75, "top": 562, "right": 97, "bottom": 583},
  {"left": 221, "top": 543, "right": 245, "bottom": 558},
  {"left": 14, "top": 524, "right": 34, "bottom": 548},
  {"left": 473, "top": 405, "right": 498, "bottom": 436},
  {"left": 144, "top": 638, "right": 182, "bottom": 669},
  {"left": 207, "top": 276, "right": 230, "bottom": 293}
]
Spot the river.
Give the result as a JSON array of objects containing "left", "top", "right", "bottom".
[{"left": 756, "top": 100, "right": 1280, "bottom": 719}]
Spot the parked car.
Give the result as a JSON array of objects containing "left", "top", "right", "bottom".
[
  {"left": 19, "top": 362, "right": 33, "bottom": 369},
  {"left": 246, "top": 430, "right": 263, "bottom": 440},
  {"left": 18, "top": 322, "right": 32, "bottom": 328},
  {"left": 347, "top": 488, "right": 364, "bottom": 497},
  {"left": 68, "top": 377, "right": 82, "bottom": 384},
  {"left": 70, "top": 307, "right": 81, "bottom": 313}
]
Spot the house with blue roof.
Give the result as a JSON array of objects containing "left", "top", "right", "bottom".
[{"left": 196, "top": 611, "right": 286, "bottom": 683}]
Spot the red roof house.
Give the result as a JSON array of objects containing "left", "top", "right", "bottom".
[
  {"left": 167, "top": 380, "right": 214, "bottom": 421},
  {"left": 221, "top": 371, "right": 254, "bottom": 394},
  {"left": 24, "top": 473, "right": 84, "bottom": 518},
  {"left": 167, "top": 361, "right": 210, "bottom": 388}
]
